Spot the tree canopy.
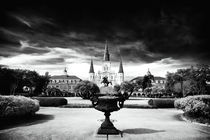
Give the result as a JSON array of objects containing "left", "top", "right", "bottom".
[
  {"left": 74, "top": 80, "right": 100, "bottom": 99},
  {"left": 0, "top": 67, "right": 49, "bottom": 96},
  {"left": 142, "top": 73, "right": 154, "bottom": 91},
  {"left": 165, "top": 64, "right": 210, "bottom": 97}
]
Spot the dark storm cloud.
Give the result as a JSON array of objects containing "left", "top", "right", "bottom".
[
  {"left": 10, "top": 14, "right": 56, "bottom": 28},
  {"left": 35, "top": 58, "right": 65, "bottom": 65},
  {"left": 0, "top": 0, "right": 209, "bottom": 64},
  {"left": 20, "top": 46, "right": 50, "bottom": 55}
]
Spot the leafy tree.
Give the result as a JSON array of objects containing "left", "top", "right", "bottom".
[
  {"left": 189, "top": 64, "right": 210, "bottom": 95},
  {"left": 132, "top": 78, "right": 143, "bottom": 91},
  {"left": 165, "top": 72, "right": 175, "bottom": 93},
  {"left": 113, "top": 84, "right": 121, "bottom": 93},
  {"left": 0, "top": 67, "right": 17, "bottom": 95},
  {"left": 120, "top": 81, "right": 134, "bottom": 99},
  {"left": 45, "top": 87, "right": 62, "bottom": 96},
  {"left": 174, "top": 68, "right": 193, "bottom": 96},
  {"left": 0, "top": 67, "right": 49, "bottom": 96},
  {"left": 34, "top": 75, "right": 50, "bottom": 96},
  {"left": 165, "top": 64, "right": 210, "bottom": 97},
  {"left": 142, "top": 74, "right": 154, "bottom": 92}
]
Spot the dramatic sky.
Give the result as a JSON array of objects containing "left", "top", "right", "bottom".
[{"left": 0, "top": 1, "right": 209, "bottom": 80}]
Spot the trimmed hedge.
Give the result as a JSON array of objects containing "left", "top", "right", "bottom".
[
  {"left": 148, "top": 98, "right": 176, "bottom": 108},
  {"left": 174, "top": 95, "right": 210, "bottom": 118},
  {"left": 33, "top": 97, "right": 67, "bottom": 107},
  {"left": 0, "top": 95, "right": 39, "bottom": 118},
  {"left": 62, "top": 103, "right": 155, "bottom": 108},
  {"left": 62, "top": 104, "right": 93, "bottom": 108}
]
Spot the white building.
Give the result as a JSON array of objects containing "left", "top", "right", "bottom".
[
  {"left": 89, "top": 42, "right": 124, "bottom": 87},
  {"left": 47, "top": 69, "right": 82, "bottom": 93}
]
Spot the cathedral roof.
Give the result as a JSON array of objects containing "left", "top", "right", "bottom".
[
  {"left": 89, "top": 59, "right": 95, "bottom": 73},
  {"left": 104, "top": 41, "right": 110, "bottom": 61},
  {"left": 118, "top": 60, "right": 124, "bottom": 73}
]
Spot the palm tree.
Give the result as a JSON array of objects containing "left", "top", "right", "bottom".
[{"left": 173, "top": 69, "right": 189, "bottom": 97}]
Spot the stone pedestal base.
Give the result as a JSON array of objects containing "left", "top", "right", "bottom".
[{"left": 97, "top": 112, "right": 119, "bottom": 135}]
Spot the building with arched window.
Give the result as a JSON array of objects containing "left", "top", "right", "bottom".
[{"left": 47, "top": 69, "right": 81, "bottom": 93}]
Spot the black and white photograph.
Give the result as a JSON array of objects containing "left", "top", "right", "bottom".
[{"left": 0, "top": 0, "right": 210, "bottom": 139}]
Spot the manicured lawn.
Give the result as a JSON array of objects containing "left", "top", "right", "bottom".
[{"left": 0, "top": 107, "right": 210, "bottom": 140}]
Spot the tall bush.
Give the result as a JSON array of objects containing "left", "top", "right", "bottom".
[
  {"left": 74, "top": 80, "right": 100, "bottom": 99},
  {"left": 0, "top": 95, "right": 39, "bottom": 118},
  {"left": 33, "top": 97, "right": 67, "bottom": 106},
  {"left": 174, "top": 95, "right": 210, "bottom": 118}
]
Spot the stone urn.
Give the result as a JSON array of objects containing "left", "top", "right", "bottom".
[{"left": 91, "top": 87, "right": 125, "bottom": 135}]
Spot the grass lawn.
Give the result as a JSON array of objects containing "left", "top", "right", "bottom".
[{"left": 0, "top": 107, "right": 210, "bottom": 140}]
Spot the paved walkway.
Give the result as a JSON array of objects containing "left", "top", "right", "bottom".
[{"left": 0, "top": 107, "right": 210, "bottom": 140}]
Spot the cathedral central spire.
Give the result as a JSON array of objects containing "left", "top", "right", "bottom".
[
  {"left": 89, "top": 41, "right": 124, "bottom": 86},
  {"left": 89, "top": 59, "right": 94, "bottom": 73},
  {"left": 104, "top": 40, "right": 110, "bottom": 61}
]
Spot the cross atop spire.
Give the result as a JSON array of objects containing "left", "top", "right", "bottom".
[
  {"left": 89, "top": 59, "right": 94, "bottom": 73},
  {"left": 104, "top": 40, "right": 110, "bottom": 61}
]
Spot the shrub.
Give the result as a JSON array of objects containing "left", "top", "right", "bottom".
[
  {"left": 74, "top": 80, "right": 100, "bottom": 99},
  {"left": 174, "top": 95, "right": 210, "bottom": 118},
  {"left": 148, "top": 98, "right": 176, "bottom": 108},
  {"left": 33, "top": 97, "right": 67, "bottom": 106},
  {"left": 113, "top": 84, "right": 121, "bottom": 93},
  {"left": 120, "top": 81, "right": 134, "bottom": 99},
  {"left": 45, "top": 87, "right": 63, "bottom": 97},
  {"left": 0, "top": 95, "right": 39, "bottom": 118}
]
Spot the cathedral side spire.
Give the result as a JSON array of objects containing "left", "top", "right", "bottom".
[
  {"left": 147, "top": 68, "right": 151, "bottom": 76},
  {"left": 118, "top": 59, "right": 124, "bottom": 73},
  {"left": 89, "top": 59, "right": 94, "bottom": 73},
  {"left": 117, "top": 59, "right": 124, "bottom": 84},
  {"left": 104, "top": 40, "right": 110, "bottom": 61}
]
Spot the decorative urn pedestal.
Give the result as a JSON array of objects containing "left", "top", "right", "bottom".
[{"left": 91, "top": 94, "right": 124, "bottom": 135}]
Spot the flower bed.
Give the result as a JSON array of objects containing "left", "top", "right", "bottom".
[{"left": 0, "top": 95, "right": 39, "bottom": 118}]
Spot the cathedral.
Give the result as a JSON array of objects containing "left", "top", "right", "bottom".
[{"left": 89, "top": 42, "right": 124, "bottom": 87}]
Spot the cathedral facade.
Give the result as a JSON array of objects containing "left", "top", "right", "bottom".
[{"left": 89, "top": 42, "right": 124, "bottom": 87}]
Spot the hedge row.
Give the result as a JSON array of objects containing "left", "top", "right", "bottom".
[
  {"left": 0, "top": 95, "right": 39, "bottom": 118},
  {"left": 62, "top": 104, "right": 155, "bottom": 108},
  {"left": 33, "top": 97, "right": 67, "bottom": 107},
  {"left": 174, "top": 95, "right": 210, "bottom": 118},
  {"left": 148, "top": 98, "right": 176, "bottom": 108}
]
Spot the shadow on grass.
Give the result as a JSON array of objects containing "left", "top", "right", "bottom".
[
  {"left": 123, "top": 128, "right": 165, "bottom": 134},
  {"left": 0, "top": 114, "right": 54, "bottom": 130},
  {"left": 173, "top": 113, "right": 185, "bottom": 122}
]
